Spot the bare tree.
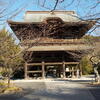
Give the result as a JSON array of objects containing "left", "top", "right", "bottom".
[
  {"left": 84, "top": 36, "right": 100, "bottom": 82},
  {"left": 36, "top": 0, "right": 100, "bottom": 35}
]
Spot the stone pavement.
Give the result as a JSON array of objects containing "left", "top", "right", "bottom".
[{"left": 0, "top": 80, "right": 99, "bottom": 100}]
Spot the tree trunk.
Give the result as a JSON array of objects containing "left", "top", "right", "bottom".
[{"left": 94, "top": 67, "right": 100, "bottom": 83}]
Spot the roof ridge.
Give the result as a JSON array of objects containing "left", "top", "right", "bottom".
[{"left": 25, "top": 10, "right": 75, "bottom": 14}]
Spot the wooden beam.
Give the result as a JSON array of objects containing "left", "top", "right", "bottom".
[
  {"left": 65, "top": 62, "right": 79, "bottom": 65},
  {"left": 27, "top": 63, "right": 42, "bottom": 66},
  {"left": 27, "top": 71, "right": 42, "bottom": 73},
  {"left": 46, "top": 62, "right": 62, "bottom": 65},
  {"left": 27, "top": 62, "right": 79, "bottom": 66}
]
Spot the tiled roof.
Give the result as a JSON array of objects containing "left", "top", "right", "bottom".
[{"left": 24, "top": 11, "right": 80, "bottom": 22}]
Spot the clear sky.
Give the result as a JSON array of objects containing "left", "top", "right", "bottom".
[{"left": 0, "top": 0, "right": 100, "bottom": 39}]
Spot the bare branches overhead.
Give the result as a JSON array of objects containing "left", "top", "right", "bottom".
[{"left": 51, "top": 0, "right": 59, "bottom": 11}]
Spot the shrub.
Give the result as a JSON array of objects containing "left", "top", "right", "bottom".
[{"left": 80, "top": 57, "right": 93, "bottom": 75}]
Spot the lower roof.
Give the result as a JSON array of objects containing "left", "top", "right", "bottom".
[{"left": 22, "top": 44, "right": 91, "bottom": 51}]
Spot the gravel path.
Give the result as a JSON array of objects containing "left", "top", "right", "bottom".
[{"left": 0, "top": 80, "right": 99, "bottom": 100}]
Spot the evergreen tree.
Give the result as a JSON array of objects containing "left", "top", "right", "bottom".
[
  {"left": 0, "top": 28, "right": 23, "bottom": 87},
  {"left": 80, "top": 56, "right": 93, "bottom": 75}
]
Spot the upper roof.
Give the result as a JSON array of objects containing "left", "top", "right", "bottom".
[
  {"left": 8, "top": 11, "right": 96, "bottom": 40},
  {"left": 24, "top": 11, "right": 80, "bottom": 22}
]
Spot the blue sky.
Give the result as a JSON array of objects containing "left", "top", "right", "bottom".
[{"left": 0, "top": 0, "right": 100, "bottom": 38}]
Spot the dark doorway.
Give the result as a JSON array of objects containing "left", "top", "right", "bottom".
[{"left": 45, "top": 65, "right": 62, "bottom": 78}]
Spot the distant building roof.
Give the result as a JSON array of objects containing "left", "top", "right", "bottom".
[{"left": 24, "top": 11, "right": 80, "bottom": 22}]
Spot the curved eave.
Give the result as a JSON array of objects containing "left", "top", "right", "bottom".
[
  {"left": 8, "top": 20, "right": 95, "bottom": 25},
  {"left": 8, "top": 20, "right": 40, "bottom": 24}
]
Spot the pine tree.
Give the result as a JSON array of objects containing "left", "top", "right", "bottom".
[{"left": 0, "top": 28, "right": 23, "bottom": 87}]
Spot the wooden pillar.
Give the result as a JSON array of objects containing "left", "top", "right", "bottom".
[
  {"left": 63, "top": 61, "right": 66, "bottom": 78},
  {"left": 79, "top": 64, "right": 82, "bottom": 77},
  {"left": 76, "top": 64, "right": 80, "bottom": 78},
  {"left": 24, "top": 62, "right": 28, "bottom": 79},
  {"left": 42, "top": 61, "right": 45, "bottom": 79},
  {"left": 72, "top": 67, "right": 74, "bottom": 78}
]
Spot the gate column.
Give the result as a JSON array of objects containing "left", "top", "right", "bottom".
[
  {"left": 24, "top": 62, "right": 28, "bottom": 79},
  {"left": 42, "top": 61, "right": 45, "bottom": 79},
  {"left": 63, "top": 61, "right": 66, "bottom": 78}
]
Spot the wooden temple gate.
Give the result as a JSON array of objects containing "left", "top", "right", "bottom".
[{"left": 8, "top": 11, "right": 95, "bottom": 79}]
